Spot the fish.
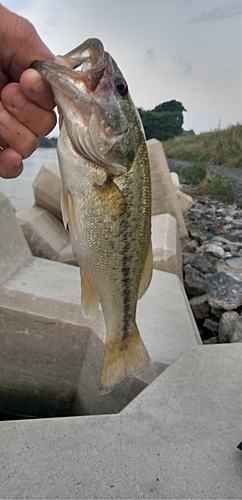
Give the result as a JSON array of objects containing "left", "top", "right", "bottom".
[{"left": 32, "top": 38, "right": 152, "bottom": 394}]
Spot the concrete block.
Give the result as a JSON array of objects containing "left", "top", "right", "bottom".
[
  {"left": 147, "top": 139, "right": 187, "bottom": 235},
  {"left": 0, "top": 306, "right": 148, "bottom": 418},
  {"left": 58, "top": 241, "right": 77, "bottom": 266},
  {"left": 170, "top": 171, "right": 180, "bottom": 189},
  {"left": 152, "top": 213, "right": 182, "bottom": 280},
  {"left": 177, "top": 190, "right": 194, "bottom": 214},
  {"left": 0, "top": 260, "right": 201, "bottom": 366},
  {"left": 171, "top": 171, "right": 194, "bottom": 214},
  {"left": 33, "top": 163, "right": 62, "bottom": 220},
  {"left": 0, "top": 191, "right": 31, "bottom": 285},
  {"left": 0, "top": 344, "right": 240, "bottom": 499},
  {"left": 16, "top": 206, "right": 71, "bottom": 261}
]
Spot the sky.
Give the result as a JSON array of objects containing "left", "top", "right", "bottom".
[{"left": 3, "top": 0, "right": 241, "bottom": 135}]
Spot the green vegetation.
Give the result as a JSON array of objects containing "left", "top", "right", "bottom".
[
  {"left": 39, "top": 137, "right": 57, "bottom": 148},
  {"left": 163, "top": 124, "right": 242, "bottom": 169},
  {"left": 163, "top": 124, "right": 242, "bottom": 204},
  {"left": 207, "top": 176, "right": 235, "bottom": 203},
  {"left": 179, "top": 162, "right": 207, "bottom": 185},
  {"left": 190, "top": 174, "right": 235, "bottom": 204},
  {"left": 138, "top": 100, "right": 186, "bottom": 141}
]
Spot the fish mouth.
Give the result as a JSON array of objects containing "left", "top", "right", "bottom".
[{"left": 31, "top": 38, "right": 107, "bottom": 94}]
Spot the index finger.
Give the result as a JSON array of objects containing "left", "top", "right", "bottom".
[{"left": 19, "top": 68, "right": 56, "bottom": 111}]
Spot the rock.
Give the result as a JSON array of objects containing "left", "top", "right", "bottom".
[
  {"left": 189, "top": 294, "right": 210, "bottom": 320},
  {"left": 206, "top": 272, "right": 242, "bottom": 310},
  {"left": 181, "top": 238, "right": 199, "bottom": 253},
  {"left": 204, "top": 243, "right": 225, "bottom": 258},
  {"left": 203, "top": 336, "right": 218, "bottom": 344},
  {"left": 210, "top": 306, "right": 225, "bottom": 318},
  {"left": 216, "top": 257, "right": 242, "bottom": 281},
  {"left": 231, "top": 317, "right": 242, "bottom": 342},
  {"left": 211, "top": 236, "right": 242, "bottom": 253},
  {"left": 183, "top": 265, "right": 207, "bottom": 297},
  {"left": 203, "top": 317, "right": 219, "bottom": 335},
  {"left": 182, "top": 196, "right": 242, "bottom": 342},
  {"left": 182, "top": 252, "right": 217, "bottom": 274},
  {"left": 218, "top": 311, "right": 240, "bottom": 343}
]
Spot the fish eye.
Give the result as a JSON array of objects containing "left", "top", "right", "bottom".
[{"left": 115, "top": 77, "right": 128, "bottom": 97}]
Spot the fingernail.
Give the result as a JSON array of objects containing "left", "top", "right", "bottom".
[
  {"left": 30, "top": 71, "right": 47, "bottom": 93},
  {"left": 0, "top": 106, "right": 10, "bottom": 126},
  {"left": 11, "top": 91, "right": 27, "bottom": 110}
]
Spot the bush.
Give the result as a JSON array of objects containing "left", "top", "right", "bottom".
[{"left": 179, "top": 162, "right": 207, "bottom": 185}]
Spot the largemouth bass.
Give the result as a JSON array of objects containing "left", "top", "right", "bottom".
[{"left": 32, "top": 39, "right": 152, "bottom": 394}]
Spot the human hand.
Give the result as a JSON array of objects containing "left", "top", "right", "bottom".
[{"left": 0, "top": 5, "right": 57, "bottom": 178}]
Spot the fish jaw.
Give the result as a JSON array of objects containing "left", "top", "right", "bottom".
[{"left": 31, "top": 53, "right": 142, "bottom": 177}]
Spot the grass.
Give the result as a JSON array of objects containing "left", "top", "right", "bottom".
[
  {"left": 163, "top": 123, "right": 242, "bottom": 169},
  {"left": 163, "top": 124, "right": 241, "bottom": 204},
  {"left": 192, "top": 175, "right": 235, "bottom": 204}
]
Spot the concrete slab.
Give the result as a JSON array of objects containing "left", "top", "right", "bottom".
[
  {"left": 152, "top": 213, "right": 182, "bottom": 280},
  {"left": 0, "top": 191, "right": 32, "bottom": 285},
  {"left": 33, "top": 163, "right": 62, "bottom": 220},
  {"left": 147, "top": 139, "right": 187, "bottom": 235},
  {"left": 0, "top": 344, "right": 241, "bottom": 499},
  {"left": 0, "top": 306, "right": 150, "bottom": 418},
  {"left": 0, "top": 260, "right": 201, "bottom": 365},
  {"left": 16, "top": 206, "right": 71, "bottom": 261}
]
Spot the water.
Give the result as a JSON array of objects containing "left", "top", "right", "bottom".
[{"left": 0, "top": 148, "right": 58, "bottom": 212}]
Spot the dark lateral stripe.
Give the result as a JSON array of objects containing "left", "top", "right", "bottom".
[{"left": 121, "top": 225, "right": 132, "bottom": 341}]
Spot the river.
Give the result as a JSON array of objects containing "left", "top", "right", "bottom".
[{"left": 0, "top": 148, "right": 58, "bottom": 212}]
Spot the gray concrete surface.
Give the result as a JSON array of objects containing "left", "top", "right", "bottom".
[
  {"left": 0, "top": 191, "right": 32, "bottom": 285},
  {"left": 0, "top": 306, "right": 151, "bottom": 418},
  {"left": 16, "top": 206, "right": 71, "bottom": 261},
  {"left": 0, "top": 344, "right": 241, "bottom": 499},
  {"left": 147, "top": 139, "right": 188, "bottom": 235},
  {"left": 152, "top": 213, "right": 183, "bottom": 280},
  {"left": 33, "top": 162, "right": 62, "bottom": 220},
  {"left": 0, "top": 261, "right": 201, "bottom": 365}
]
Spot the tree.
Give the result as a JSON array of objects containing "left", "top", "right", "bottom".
[{"left": 138, "top": 100, "right": 186, "bottom": 141}]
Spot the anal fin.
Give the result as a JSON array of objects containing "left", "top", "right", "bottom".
[
  {"left": 80, "top": 270, "right": 100, "bottom": 320},
  {"left": 61, "top": 192, "right": 69, "bottom": 229},
  {"left": 99, "top": 325, "right": 150, "bottom": 395}
]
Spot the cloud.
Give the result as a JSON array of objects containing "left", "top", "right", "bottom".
[
  {"left": 189, "top": 1, "right": 241, "bottom": 23},
  {"left": 172, "top": 55, "right": 194, "bottom": 76},
  {"left": 3, "top": 0, "right": 31, "bottom": 12},
  {"left": 145, "top": 48, "right": 155, "bottom": 61}
]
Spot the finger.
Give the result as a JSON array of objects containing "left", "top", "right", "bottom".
[
  {"left": 0, "top": 102, "right": 38, "bottom": 158},
  {"left": 1, "top": 83, "right": 57, "bottom": 136},
  {"left": 0, "top": 147, "right": 23, "bottom": 179},
  {"left": 20, "top": 68, "right": 56, "bottom": 110}
]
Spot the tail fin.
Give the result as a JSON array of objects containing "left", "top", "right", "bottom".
[{"left": 99, "top": 325, "right": 150, "bottom": 395}]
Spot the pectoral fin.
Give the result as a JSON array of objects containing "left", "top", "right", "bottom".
[
  {"left": 80, "top": 270, "right": 100, "bottom": 320},
  {"left": 94, "top": 177, "right": 127, "bottom": 217},
  {"left": 138, "top": 241, "right": 153, "bottom": 299},
  {"left": 61, "top": 191, "right": 79, "bottom": 240}
]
